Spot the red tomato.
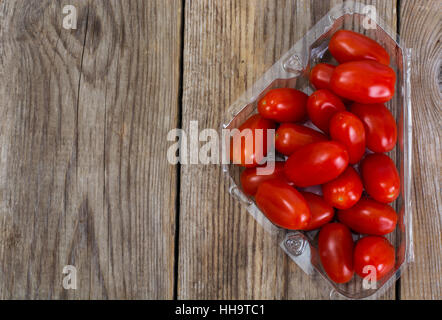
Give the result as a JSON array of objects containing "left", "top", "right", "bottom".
[
  {"left": 318, "top": 223, "right": 354, "bottom": 284},
  {"left": 329, "top": 30, "right": 390, "bottom": 65},
  {"left": 329, "top": 111, "right": 366, "bottom": 164},
  {"left": 255, "top": 179, "right": 311, "bottom": 230},
  {"left": 230, "top": 114, "right": 276, "bottom": 168},
  {"left": 258, "top": 88, "right": 308, "bottom": 123},
  {"left": 307, "top": 89, "right": 346, "bottom": 133},
  {"left": 275, "top": 123, "right": 328, "bottom": 156},
  {"left": 354, "top": 236, "right": 395, "bottom": 280},
  {"left": 310, "top": 63, "right": 335, "bottom": 90},
  {"left": 350, "top": 103, "right": 397, "bottom": 153},
  {"left": 322, "top": 166, "right": 363, "bottom": 210},
  {"left": 330, "top": 60, "right": 396, "bottom": 104},
  {"left": 338, "top": 198, "right": 398, "bottom": 235},
  {"left": 360, "top": 154, "right": 400, "bottom": 203},
  {"left": 284, "top": 141, "right": 349, "bottom": 187},
  {"left": 301, "top": 192, "right": 335, "bottom": 231},
  {"left": 240, "top": 162, "right": 287, "bottom": 196}
]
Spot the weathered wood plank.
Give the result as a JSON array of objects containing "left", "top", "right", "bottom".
[
  {"left": 0, "top": 0, "right": 90, "bottom": 299},
  {"left": 0, "top": 0, "right": 181, "bottom": 299},
  {"left": 399, "top": 0, "right": 442, "bottom": 300},
  {"left": 179, "top": 0, "right": 397, "bottom": 299}
]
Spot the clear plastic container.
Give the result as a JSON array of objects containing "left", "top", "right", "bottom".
[{"left": 221, "top": 1, "right": 413, "bottom": 299}]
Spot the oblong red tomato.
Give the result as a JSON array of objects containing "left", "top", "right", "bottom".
[
  {"left": 318, "top": 223, "right": 354, "bottom": 284},
  {"left": 255, "top": 179, "right": 311, "bottom": 230},
  {"left": 329, "top": 30, "right": 390, "bottom": 65},
  {"left": 310, "top": 63, "right": 335, "bottom": 90},
  {"left": 338, "top": 198, "right": 398, "bottom": 235},
  {"left": 258, "top": 88, "right": 308, "bottom": 122},
  {"left": 329, "top": 111, "right": 366, "bottom": 164},
  {"left": 360, "top": 154, "right": 400, "bottom": 203},
  {"left": 307, "top": 89, "right": 346, "bottom": 133},
  {"left": 330, "top": 60, "right": 396, "bottom": 104},
  {"left": 354, "top": 236, "right": 395, "bottom": 280},
  {"left": 230, "top": 114, "right": 276, "bottom": 168},
  {"left": 284, "top": 141, "right": 349, "bottom": 187},
  {"left": 350, "top": 103, "right": 397, "bottom": 153},
  {"left": 301, "top": 192, "right": 335, "bottom": 231},
  {"left": 322, "top": 166, "right": 363, "bottom": 210},
  {"left": 240, "top": 162, "right": 286, "bottom": 196},
  {"left": 275, "top": 123, "right": 328, "bottom": 156}
]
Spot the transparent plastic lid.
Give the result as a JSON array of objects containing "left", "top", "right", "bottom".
[{"left": 221, "top": 1, "right": 412, "bottom": 299}]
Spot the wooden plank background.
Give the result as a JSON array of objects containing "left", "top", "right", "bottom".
[
  {"left": 0, "top": 0, "right": 181, "bottom": 299},
  {"left": 0, "top": 0, "right": 440, "bottom": 299},
  {"left": 398, "top": 0, "right": 441, "bottom": 300}
]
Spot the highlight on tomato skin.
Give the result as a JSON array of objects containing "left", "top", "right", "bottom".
[
  {"left": 350, "top": 102, "right": 398, "bottom": 153},
  {"left": 307, "top": 89, "right": 346, "bottom": 134},
  {"left": 240, "top": 162, "right": 286, "bottom": 196},
  {"left": 310, "top": 63, "right": 336, "bottom": 90},
  {"left": 284, "top": 141, "right": 349, "bottom": 187},
  {"left": 257, "top": 88, "right": 308, "bottom": 123},
  {"left": 337, "top": 197, "right": 398, "bottom": 236},
  {"left": 255, "top": 179, "right": 311, "bottom": 230},
  {"left": 318, "top": 222, "right": 354, "bottom": 284},
  {"left": 300, "top": 192, "right": 335, "bottom": 231},
  {"left": 322, "top": 166, "right": 363, "bottom": 210},
  {"left": 275, "top": 123, "right": 328, "bottom": 156},
  {"left": 330, "top": 60, "right": 396, "bottom": 104},
  {"left": 329, "top": 30, "right": 390, "bottom": 66},
  {"left": 353, "top": 236, "right": 396, "bottom": 280},
  {"left": 360, "top": 153, "right": 400, "bottom": 204},
  {"left": 329, "top": 111, "right": 366, "bottom": 164},
  {"left": 229, "top": 114, "right": 276, "bottom": 168}
]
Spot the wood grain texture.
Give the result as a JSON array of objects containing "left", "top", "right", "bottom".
[
  {"left": 0, "top": 0, "right": 439, "bottom": 300},
  {"left": 178, "top": 0, "right": 398, "bottom": 300},
  {"left": 399, "top": 0, "right": 442, "bottom": 300},
  {"left": 0, "top": 0, "right": 181, "bottom": 299}
]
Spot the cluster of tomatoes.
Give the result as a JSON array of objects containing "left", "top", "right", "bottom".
[{"left": 232, "top": 30, "right": 399, "bottom": 284}]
